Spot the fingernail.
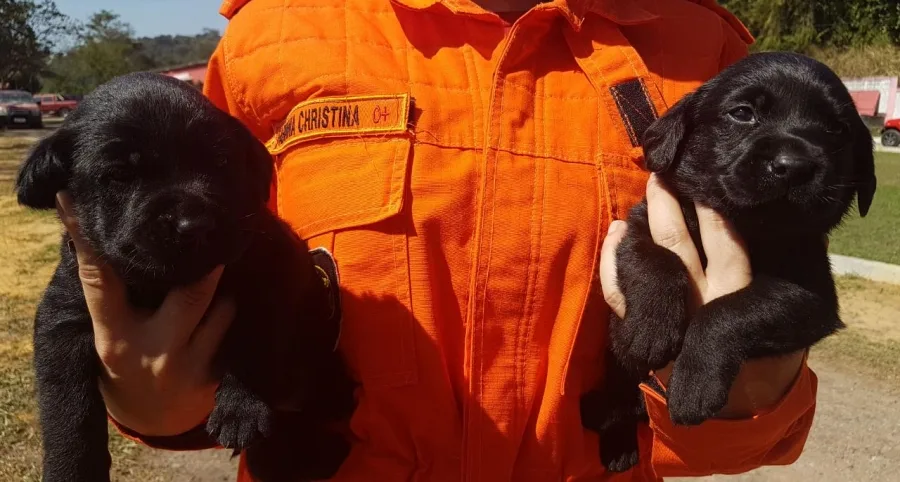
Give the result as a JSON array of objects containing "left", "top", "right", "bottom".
[
  {"left": 54, "top": 192, "right": 66, "bottom": 217},
  {"left": 207, "top": 265, "right": 225, "bottom": 280},
  {"left": 608, "top": 220, "right": 625, "bottom": 234}
]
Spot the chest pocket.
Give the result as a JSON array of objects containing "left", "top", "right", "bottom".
[{"left": 274, "top": 136, "right": 418, "bottom": 388}]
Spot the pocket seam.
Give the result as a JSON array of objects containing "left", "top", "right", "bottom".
[{"left": 276, "top": 136, "right": 410, "bottom": 238}]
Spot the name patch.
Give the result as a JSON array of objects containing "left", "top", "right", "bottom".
[{"left": 266, "top": 93, "right": 411, "bottom": 154}]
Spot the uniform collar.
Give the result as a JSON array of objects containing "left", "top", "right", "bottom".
[{"left": 391, "top": 0, "right": 659, "bottom": 29}]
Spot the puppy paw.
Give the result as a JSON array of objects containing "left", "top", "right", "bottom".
[
  {"left": 611, "top": 240, "right": 691, "bottom": 372},
  {"left": 207, "top": 374, "right": 274, "bottom": 451},
  {"left": 603, "top": 448, "right": 639, "bottom": 473},
  {"left": 598, "top": 420, "right": 640, "bottom": 473},
  {"left": 614, "top": 306, "right": 685, "bottom": 371},
  {"left": 666, "top": 346, "right": 734, "bottom": 426}
]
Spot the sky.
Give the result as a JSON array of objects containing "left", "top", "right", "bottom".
[{"left": 53, "top": 0, "right": 228, "bottom": 37}]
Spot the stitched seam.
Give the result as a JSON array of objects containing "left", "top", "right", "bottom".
[
  {"left": 516, "top": 67, "right": 542, "bottom": 415},
  {"left": 277, "top": 0, "right": 289, "bottom": 99},
  {"left": 224, "top": 37, "right": 403, "bottom": 63},
  {"left": 343, "top": 0, "right": 349, "bottom": 96},
  {"left": 230, "top": 68, "right": 479, "bottom": 97},
  {"left": 504, "top": 78, "right": 599, "bottom": 101},
  {"left": 286, "top": 139, "right": 408, "bottom": 231},
  {"left": 390, "top": 200, "right": 414, "bottom": 382},
  {"left": 609, "top": 87, "right": 639, "bottom": 146},
  {"left": 462, "top": 25, "right": 479, "bottom": 151},
  {"left": 639, "top": 78, "right": 659, "bottom": 118},
  {"left": 222, "top": 28, "right": 261, "bottom": 130},
  {"left": 300, "top": 205, "right": 395, "bottom": 236},
  {"left": 411, "top": 138, "right": 597, "bottom": 166},
  {"left": 459, "top": 25, "right": 480, "bottom": 387},
  {"left": 474, "top": 25, "right": 522, "bottom": 481}
]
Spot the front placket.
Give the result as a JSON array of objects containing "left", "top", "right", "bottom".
[{"left": 461, "top": 7, "right": 560, "bottom": 482}]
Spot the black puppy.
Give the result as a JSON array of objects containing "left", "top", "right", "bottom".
[
  {"left": 581, "top": 52, "right": 876, "bottom": 472},
  {"left": 17, "top": 72, "right": 356, "bottom": 481}
]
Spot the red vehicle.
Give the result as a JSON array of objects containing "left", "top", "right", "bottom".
[
  {"left": 0, "top": 90, "right": 43, "bottom": 129},
  {"left": 33, "top": 93, "right": 79, "bottom": 117},
  {"left": 883, "top": 118, "right": 900, "bottom": 147}
]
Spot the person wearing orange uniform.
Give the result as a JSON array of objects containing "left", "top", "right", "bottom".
[{"left": 54, "top": 0, "right": 820, "bottom": 481}]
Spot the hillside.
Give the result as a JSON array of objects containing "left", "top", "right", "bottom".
[{"left": 137, "top": 28, "right": 220, "bottom": 69}]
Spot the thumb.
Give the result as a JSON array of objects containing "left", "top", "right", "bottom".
[
  {"left": 154, "top": 265, "right": 225, "bottom": 345},
  {"left": 600, "top": 220, "right": 628, "bottom": 318},
  {"left": 56, "top": 191, "right": 135, "bottom": 339}
]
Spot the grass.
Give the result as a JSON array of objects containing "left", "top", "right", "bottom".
[
  {"left": 813, "top": 328, "right": 900, "bottom": 385},
  {"left": 828, "top": 151, "right": 900, "bottom": 265},
  {"left": 811, "top": 274, "right": 900, "bottom": 387},
  {"left": 811, "top": 44, "right": 900, "bottom": 79},
  {"left": 0, "top": 135, "right": 161, "bottom": 480}
]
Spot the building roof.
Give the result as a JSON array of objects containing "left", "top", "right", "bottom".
[{"left": 849, "top": 90, "right": 881, "bottom": 117}]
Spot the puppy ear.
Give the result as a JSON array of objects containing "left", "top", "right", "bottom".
[
  {"left": 851, "top": 116, "right": 876, "bottom": 217},
  {"left": 15, "top": 130, "right": 73, "bottom": 209},
  {"left": 641, "top": 96, "right": 690, "bottom": 173}
]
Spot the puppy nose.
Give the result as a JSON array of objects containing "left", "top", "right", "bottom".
[
  {"left": 768, "top": 156, "right": 816, "bottom": 183},
  {"left": 175, "top": 216, "right": 215, "bottom": 240}
]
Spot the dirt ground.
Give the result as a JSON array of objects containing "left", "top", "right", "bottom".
[{"left": 2, "top": 128, "right": 899, "bottom": 481}]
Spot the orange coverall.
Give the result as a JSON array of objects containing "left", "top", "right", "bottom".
[{"left": 119, "top": 0, "right": 819, "bottom": 480}]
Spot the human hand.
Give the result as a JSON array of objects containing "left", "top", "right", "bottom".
[
  {"left": 56, "top": 191, "right": 235, "bottom": 436},
  {"left": 599, "top": 175, "right": 804, "bottom": 418}
]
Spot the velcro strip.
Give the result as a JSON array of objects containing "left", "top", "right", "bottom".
[{"left": 609, "top": 78, "right": 658, "bottom": 147}]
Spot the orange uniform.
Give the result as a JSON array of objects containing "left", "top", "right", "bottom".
[{"left": 124, "top": 0, "right": 820, "bottom": 480}]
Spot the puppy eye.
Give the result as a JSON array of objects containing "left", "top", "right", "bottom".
[
  {"left": 104, "top": 165, "right": 133, "bottom": 183},
  {"left": 216, "top": 157, "right": 228, "bottom": 168},
  {"left": 728, "top": 106, "right": 756, "bottom": 123},
  {"left": 825, "top": 123, "right": 848, "bottom": 135}
]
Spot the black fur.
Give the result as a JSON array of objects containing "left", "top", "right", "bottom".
[
  {"left": 17, "top": 72, "right": 356, "bottom": 481},
  {"left": 581, "top": 52, "right": 876, "bottom": 471}
]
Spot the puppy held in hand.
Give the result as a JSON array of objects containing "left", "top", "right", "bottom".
[
  {"left": 17, "top": 73, "right": 355, "bottom": 482},
  {"left": 582, "top": 52, "right": 876, "bottom": 472}
]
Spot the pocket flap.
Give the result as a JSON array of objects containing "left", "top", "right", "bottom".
[{"left": 276, "top": 136, "right": 412, "bottom": 240}]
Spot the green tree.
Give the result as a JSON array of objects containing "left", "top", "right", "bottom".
[
  {"left": 722, "top": 0, "right": 900, "bottom": 52},
  {"left": 138, "top": 28, "right": 221, "bottom": 68},
  {"left": 0, "top": 0, "right": 69, "bottom": 91},
  {"left": 43, "top": 10, "right": 150, "bottom": 95}
]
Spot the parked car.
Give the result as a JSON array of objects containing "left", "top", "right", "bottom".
[
  {"left": 0, "top": 90, "right": 43, "bottom": 129},
  {"left": 882, "top": 118, "right": 900, "bottom": 147},
  {"left": 33, "top": 93, "right": 79, "bottom": 117}
]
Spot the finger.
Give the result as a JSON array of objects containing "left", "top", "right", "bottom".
[
  {"left": 646, "top": 175, "right": 705, "bottom": 283},
  {"left": 695, "top": 203, "right": 752, "bottom": 295},
  {"left": 600, "top": 220, "right": 627, "bottom": 318},
  {"left": 189, "top": 297, "right": 236, "bottom": 378},
  {"left": 56, "top": 192, "right": 136, "bottom": 339},
  {"left": 154, "top": 265, "right": 225, "bottom": 344}
]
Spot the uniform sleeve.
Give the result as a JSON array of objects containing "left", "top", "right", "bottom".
[
  {"left": 204, "top": 39, "right": 279, "bottom": 214},
  {"left": 637, "top": 11, "right": 817, "bottom": 477},
  {"left": 639, "top": 362, "right": 816, "bottom": 477}
]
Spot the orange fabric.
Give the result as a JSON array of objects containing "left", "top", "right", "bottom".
[{"left": 121, "top": 1, "right": 819, "bottom": 480}]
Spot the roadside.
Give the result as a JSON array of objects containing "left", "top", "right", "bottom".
[
  {"left": 673, "top": 355, "right": 900, "bottom": 482},
  {"left": 874, "top": 136, "right": 900, "bottom": 154}
]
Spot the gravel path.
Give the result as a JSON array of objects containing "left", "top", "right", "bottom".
[{"left": 674, "top": 357, "right": 900, "bottom": 482}]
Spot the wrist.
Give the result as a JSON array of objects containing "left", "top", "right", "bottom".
[
  {"left": 100, "top": 380, "right": 217, "bottom": 437},
  {"left": 716, "top": 350, "right": 806, "bottom": 419},
  {"left": 651, "top": 350, "right": 806, "bottom": 420}
]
